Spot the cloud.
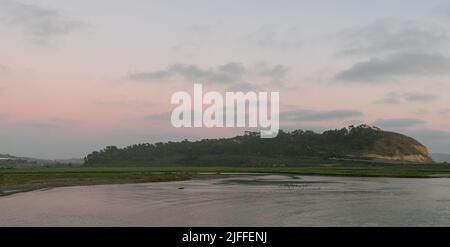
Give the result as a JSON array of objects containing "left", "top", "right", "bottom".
[
  {"left": 128, "top": 62, "right": 290, "bottom": 86},
  {"left": 337, "top": 19, "right": 448, "bottom": 56},
  {"left": 281, "top": 109, "right": 364, "bottom": 122},
  {"left": 0, "top": 66, "right": 7, "bottom": 81},
  {"left": 255, "top": 63, "right": 289, "bottom": 83},
  {"left": 246, "top": 25, "right": 303, "bottom": 51},
  {"left": 408, "top": 128, "right": 450, "bottom": 153},
  {"left": 143, "top": 111, "right": 201, "bottom": 125},
  {"left": 0, "top": 64, "right": 8, "bottom": 72},
  {"left": 373, "top": 118, "right": 425, "bottom": 129},
  {"left": 336, "top": 19, "right": 450, "bottom": 84},
  {"left": 432, "top": 4, "right": 450, "bottom": 20},
  {"left": 412, "top": 129, "right": 450, "bottom": 141},
  {"left": 171, "top": 42, "right": 201, "bottom": 54},
  {"left": 0, "top": 0, "right": 87, "bottom": 44},
  {"left": 0, "top": 64, "right": 11, "bottom": 84},
  {"left": 336, "top": 52, "right": 450, "bottom": 83},
  {"left": 227, "top": 82, "right": 261, "bottom": 91},
  {"left": 405, "top": 93, "right": 438, "bottom": 102},
  {"left": 0, "top": 64, "right": 10, "bottom": 75},
  {"left": 375, "top": 92, "right": 438, "bottom": 104},
  {"left": 440, "top": 108, "right": 450, "bottom": 114},
  {"left": 148, "top": 107, "right": 342, "bottom": 127},
  {"left": 375, "top": 92, "right": 402, "bottom": 104},
  {"left": 95, "top": 99, "right": 155, "bottom": 109},
  {"left": 128, "top": 62, "right": 246, "bottom": 84},
  {"left": 143, "top": 112, "right": 171, "bottom": 123},
  {"left": 18, "top": 118, "right": 77, "bottom": 129},
  {"left": 187, "top": 24, "right": 213, "bottom": 36}
]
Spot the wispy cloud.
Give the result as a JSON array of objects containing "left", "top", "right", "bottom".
[
  {"left": 0, "top": 0, "right": 88, "bottom": 44},
  {"left": 18, "top": 118, "right": 77, "bottom": 129},
  {"left": 0, "top": 64, "right": 10, "bottom": 75},
  {"left": 0, "top": 64, "right": 11, "bottom": 84},
  {"left": 128, "top": 63, "right": 246, "bottom": 84},
  {"left": 373, "top": 118, "right": 425, "bottom": 129},
  {"left": 227, "top": 82, "right": 261, "bottom": 91},
  {"left": 128, "top": 62, "right": 289, "bottom": 86},
  {"left": 187, "top": 24, "right": 214, "bottom": 36},
  {"left": 375, "top": 92, "right": 402, "bottom": 104},
  {"left": 281, "top": 109, "right": 364, "bottom": 122},
  {"left": 336, "top": 52, "right": 450, "bottom": 83},
  {"left": 376, "top": 92, "right": 438, "bottom": 104},
  {"left": 246, "top": 25, "right": 303, "bottom": 51},
  {"left": 0, "top": 64, "right": 8, "bottom": 72},
  {"left": 255, "top": 63, "right": 289, "bottom": 83},
  {"left": 95, "top": 99, "right": 155, "bottom": 109},
  {"left": 432, "top": 3, "right": 450, "bottom": 21},
  {"left": 337, "top": 19, "right": 448, "bottom": 56},
  {"left": 405, "top": 93, "right": 438, "bottom": 102},
  {"left": 408, "top": 128, "right": 450, "bottom": 153},
  {"left": 440, "top": 108, "right": 450, "bottom": 114},
  {"left": 143, "top": 112, "right": 171, "bottom": 123}
]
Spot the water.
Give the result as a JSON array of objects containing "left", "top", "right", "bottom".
[{"left": 1, "top": 174, "right": 450, "bottom": 226}]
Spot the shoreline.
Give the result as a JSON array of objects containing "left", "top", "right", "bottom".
[
  {"left": 0, "top": 171, "right": 193, "bottom": 197},
  {"left": 3, "top": 164, "right": 450, "bottom": 197}
]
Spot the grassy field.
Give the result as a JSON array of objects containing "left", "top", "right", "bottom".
[
  {"left": 0, "top": 167, "right": 193, "bottom": 196},
  {"left": 2, "top": 163, "right": 450, "bottom": 196}
]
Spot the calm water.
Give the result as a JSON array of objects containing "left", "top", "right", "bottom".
[{"left": 2, "top": 174, "right": 450, "bottom": 226}]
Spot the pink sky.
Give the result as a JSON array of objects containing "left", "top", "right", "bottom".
[{"left": 1, "top": 0, "right": 450, "bottom": 158}]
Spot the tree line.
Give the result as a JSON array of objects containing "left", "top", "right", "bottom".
[{"left": 84, "top": 125, "right": 385, "bottom": 165}]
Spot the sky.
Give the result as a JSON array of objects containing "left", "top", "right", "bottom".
[{"left": 1, "top": 0, "right": 450, "bottom": 159}]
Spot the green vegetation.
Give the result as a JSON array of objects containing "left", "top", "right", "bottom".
[
  {"left": 1, "top": 125, "right": 446, "bottom": 196},
  {"left": 0, "top": 167, "right": 192, "bottom": 196},
  {"left": 2, "top": 162, "right": 450, "bottom": 196},
  {"left": 84, "top": 125, "right": 432, "bottom": 166}
]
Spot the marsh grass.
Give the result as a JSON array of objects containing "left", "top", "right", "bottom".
[{"left": 2, "top": 163, "right": 450, "bottom": 196}]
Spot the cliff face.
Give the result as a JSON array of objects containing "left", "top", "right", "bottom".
[{"left": 356, "top": 132, "right": 433, "bottom": 163}]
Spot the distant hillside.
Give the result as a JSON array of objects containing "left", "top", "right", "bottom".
[
  {"left": 84, "top": 124, "right": 433, "bottom": 166},
  {"left": 0, "top": 154, "right": 15, "bottom": 159},
  {"left": 54, "top": 158, "right": 84, "bottom": 165},
  {"left": 431, "top": 153, "right": 450, "bottom": 163},
  {"left": 0, "top": 154, "right": 83, "bottom": 166}
]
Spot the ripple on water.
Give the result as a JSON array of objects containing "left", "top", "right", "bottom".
[{"left": 1, "top": 174, "right": 450, "bottom": 226}]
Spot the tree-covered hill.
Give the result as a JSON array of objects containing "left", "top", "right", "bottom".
[{"left": 84, "top": 124, "right": 433, "bottom": 166}]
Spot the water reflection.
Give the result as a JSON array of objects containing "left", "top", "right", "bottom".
[{"left": 1, "top": 174, "right": 450, "bottom": 226}]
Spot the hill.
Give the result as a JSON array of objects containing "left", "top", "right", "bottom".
[
  {"left": 84, "top": 124, "right": 433, "bottom": 166},
  {"left": 0, "top": 154, "right": 16, "bottom": 159},
  {"left": 0, "top": 154, "right": 83, "bottom": 166}
]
